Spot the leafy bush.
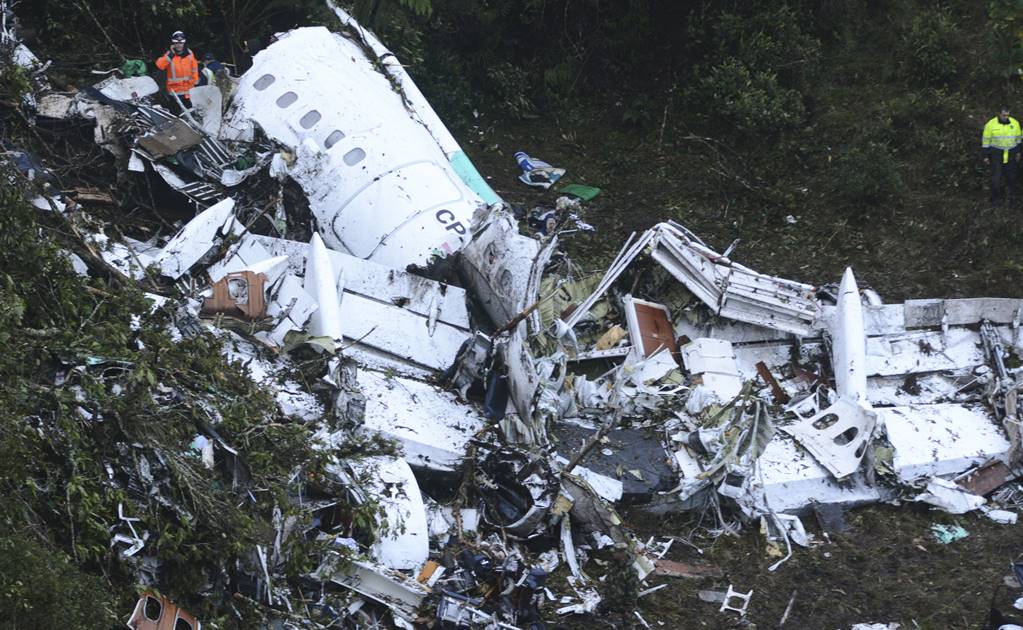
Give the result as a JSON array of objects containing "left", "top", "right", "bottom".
[
  {"left": 832, "top": 141, "right": 905, "bottom": 204},
  {"left": 712, "top": 6, "right": 822, "bottom": 87},
  {"left": 904, "top": 7, "right": 963, "bottom": 84},
  {"left": 696, "top": 58, "right": 807, "bottom": 133},
  {"left": 685, "top": 4, "right": 820, "bottom": 134},
  {"left": 483, "top": 62, "right": 537, "bottom": 119},
  {"left": 0, "top": 530, "right": 117, "bottom": 628}
]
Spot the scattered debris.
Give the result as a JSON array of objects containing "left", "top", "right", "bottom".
[
  {"left": 6, "top": 1, "right": 1023, "bottom": 627},
  {"left": 515, "top": 151, "right": 565, "bottom": 189},
  {"left": 720, "top": 584, "right": 753, "bottom": 616},
  {"left": 930, "top": 523, "right": 970, "bottom": 544}
]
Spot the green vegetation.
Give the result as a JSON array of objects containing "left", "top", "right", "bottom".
[{"left": 0, "top": 174, "right": 376, "bottom": 625}]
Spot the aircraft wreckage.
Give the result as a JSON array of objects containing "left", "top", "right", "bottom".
[{"left": 5, "top": 1, "right": 1023, "bottom": 627}]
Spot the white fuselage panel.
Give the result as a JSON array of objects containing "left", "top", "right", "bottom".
[{"left": 226, "top": 27, "right": 481, "bottom": 267}]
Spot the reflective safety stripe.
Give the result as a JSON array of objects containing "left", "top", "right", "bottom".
[
  {"left": 982, "top": 117, "right": 1022, "bottom": 155},
  {"left": 164, "top": 53, "right": 197, "bottom": 92}
]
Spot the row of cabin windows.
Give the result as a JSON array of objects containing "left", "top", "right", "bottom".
[{"left": 253, "top": 73, "right": 365, "bottom": 166}]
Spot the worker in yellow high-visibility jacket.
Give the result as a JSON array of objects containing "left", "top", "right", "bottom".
[{"left": 982, "top": 107, "right": 1022, "bottom": 204}]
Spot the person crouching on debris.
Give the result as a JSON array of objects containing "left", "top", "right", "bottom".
[
  {"left": 156, "top": 31, "right": 199, "bottom": 111},
  {"left": 982, "top": 106, "right": 1022, "bottom": 205}
]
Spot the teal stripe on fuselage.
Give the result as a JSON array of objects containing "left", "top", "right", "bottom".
[{"left": 450, "top": 151, "right": 501, "bottom": 206}]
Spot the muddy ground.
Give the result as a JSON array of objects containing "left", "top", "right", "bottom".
[{"left": 460, "top": 117, "right": 1023, "bottom": 629}]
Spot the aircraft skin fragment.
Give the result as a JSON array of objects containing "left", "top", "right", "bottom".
[{"left": 226, "top": 27, "right": 484, "bottom": 269}]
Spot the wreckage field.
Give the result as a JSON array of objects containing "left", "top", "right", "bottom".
[{"left": 2, "top": 1, "right": 1023, "bottom": 629}]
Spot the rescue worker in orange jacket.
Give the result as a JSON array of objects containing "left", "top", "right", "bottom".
[{"left": 155, "top": 31, "right": 198, "bottom": 110}]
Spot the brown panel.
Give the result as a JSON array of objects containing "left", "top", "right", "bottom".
[
  {"left": 634, "top": 302, "right": 677, "bottom": 358},
  {"left": 201, "top": 271, "right": 267, "bottom": 320}
]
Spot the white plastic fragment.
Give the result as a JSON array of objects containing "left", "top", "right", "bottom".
[
  {"left": 914, "top": 477, "right": 986, "bottom": 514},
  {"left": 981, "top": 506, "right": 1018, "bottom": 524}
]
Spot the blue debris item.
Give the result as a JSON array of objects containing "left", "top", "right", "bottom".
[
  {"left": 1014, "top": 561, "right": 1023, "bottom": 587},
  {"left": 514, "top": 151, "right": 565, "bottom": 189},
  {"left": 528, "top": 207, "right": 559, "bottom": 235},
  {"left": 930, "top": 523, "right": 969, "bottom": 544}
]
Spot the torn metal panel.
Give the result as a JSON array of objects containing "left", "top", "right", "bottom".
[
  {"left": 153, "top": 198, "right": 241, "bottom": 279},
  {"left": 865, "top": 328, "right": 988, "bottom": 378},
  {"left": 864, "top": 370, "right": 983, "bottom": 407},
  {"left": 88, "top": 232, "right": 156, "bottom": 280},
  {"left": 753, "top": 437, "right": 881, "bottom": 513},
  {"left": 36, "top": 92, "right": 79, "bottom": 119},
  {"left": 458, "top": 208, "right": 543, "bottom": 327},
  {"left": 779, "top": 397, "right": 877, "bottom": 480},
  {"left": 357, "top": 369, "right": 484, "bottom": 472},
  {"left": 623, "top": 295, "right": 678, "bottom": 358},
  {"left": 904, "top": 297, "right": 1023, "bottom": 328},
  {"left": 127, "top": 593, "right": 202, "bottom": 630},
  {"left": 341, "top": 291, "right": 470, "bottom": 372},
  {"left": 352, "top": 456, "right": 429, "bottom": 571},
  {"left": 188, "top": 85, "right": 223, "bottom": 136},
  {"left": 256, "top": 274, "right": 318, "bottom": 347},
  {"left": 137, "top": 117, "right": 203, "bottom": 158},
  {"left": 94, "top": 75, "right": 158, "bottom": 102},
  {"left": 879, "top": 403, "right": 1012, "bottom": 482},
  {"left": 326, "top": 560, "right": 430, "bottom": 623},
  {"left": 496, "top": 327, "right": 546, "bottom": 445},
  {"left": 226, "top": 26, "right": 484, "bottom": 268},
  {"left": 251, "top": 234, "right": 470, "bottom": 330},
  {"left": 682, "top": 338, "right": 743, "bottom": 401},
  {"left": 647, "top": 223, "right": 820, "bottom": 336}
]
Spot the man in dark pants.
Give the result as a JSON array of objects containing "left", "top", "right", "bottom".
[{"left": 982, "top": 107, "right": 1022, "bottom": 204}]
